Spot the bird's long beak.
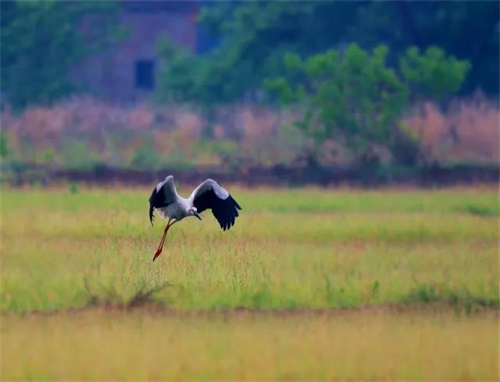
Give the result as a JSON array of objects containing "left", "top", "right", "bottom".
[{"left": 194, "top": 211, "right": 202, "bottom": 221}]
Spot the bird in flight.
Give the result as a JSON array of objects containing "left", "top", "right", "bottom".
[{"left": 148, "top": 175, "right": 242, "bottom": 262}]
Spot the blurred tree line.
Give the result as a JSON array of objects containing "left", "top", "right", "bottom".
[
  {"left": 1, "top": 0, "right": 498, "bottom": 170},
  {"left": 1, "top": 0, "right": 497, "bottom": 109},
  {"left": 158, "top": 0, "right": 487, "bottom": 167},
  {"left": 158, "top": 0, "right": 498, "bottom": 105},
  {"left": 0, "top": 0, "right": 122, "bottom": 109}
]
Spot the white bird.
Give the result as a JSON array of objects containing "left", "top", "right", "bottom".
[{"left": 148, "top": 175, "right": 242, "bottom": 262}]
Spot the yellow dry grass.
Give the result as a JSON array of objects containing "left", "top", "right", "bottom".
[{"left": 1, "top": 310, "right": 498, "bottom": 380}]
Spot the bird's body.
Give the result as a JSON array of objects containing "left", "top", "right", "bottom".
[
  {"left": 156, "top": 198, "right": 191, "bottom": 222},
  {"left": 148, "top": 175, "right": 241, "bottom": 261}
]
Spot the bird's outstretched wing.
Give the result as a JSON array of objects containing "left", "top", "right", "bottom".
[
  {"left": 189, "top": 179, "right": 242, "bottom": 231},
  {"left": 149, "top": 175, "right": 178, "bottom": 225}
]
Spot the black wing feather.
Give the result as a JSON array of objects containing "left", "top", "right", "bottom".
[
  {"left": 148, "top": 187, "right": 173, "bottom": 225},
  {"left": 193, "top": 190, "right": 241, "bottom": 231}
]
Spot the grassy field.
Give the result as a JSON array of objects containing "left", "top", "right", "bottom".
[
  {"left": 1, "top": 185, "right": 499, "bottom": 380},
  {"left": 3, "top": 309, "right": 498, "bottom": 380}
]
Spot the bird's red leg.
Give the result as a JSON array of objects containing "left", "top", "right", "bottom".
[{"left": 152, "top": 219, "right": 174, "bottom": 262}]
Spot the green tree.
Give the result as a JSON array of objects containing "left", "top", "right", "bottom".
[
  {"left": 155, "top": 36, "right": 220, "bottom": 138},
  {"left": 156, "top": 37, "right": 201, "bottom": 104},
  {"left": 265, "top": 44, "right": 470, "bottom": 167},
  {"left": 192, "top": 0, "right": 497, "bottom": 100},
  {"left": 0, "top": 0, "right": 122, "bottom": 109},
  {"left": 399, "top": 46, "right": 471, "bottom": 103},
  {"left": 156, "top": 0, "right": 361, "bottom": 105}
]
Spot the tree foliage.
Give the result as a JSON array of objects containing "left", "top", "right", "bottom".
[
  {"left": 399, "top": 46, "right": 471, "bottom": 103},
  {"left": 190, "top": 0, "right": 497, "bottom": 101},
  {"left": 156, "top": 1, "right": 365, "bottom": 105},
  {"left": 0, "top": 0, "right": 121, "bottom": 109},
  {"left": 265, "top": 44, "right": 470, "bottom": 166},
  {"left": 156, "top": 1, "right": 476, "bottom": 166},
  {"left": 351, "top": 1, "right": 499, "bottom": 96}
]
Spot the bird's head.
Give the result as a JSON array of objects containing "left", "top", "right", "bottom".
[{"left": 189, "top": 207, "right": 202, "bottom": 221}]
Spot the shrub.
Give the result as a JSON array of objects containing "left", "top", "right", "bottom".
[{"left": 265, "top": 43, "right": 470, "bottom": 167}]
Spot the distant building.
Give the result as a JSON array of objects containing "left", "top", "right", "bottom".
[{"left": 71, "top": 1, "right": 217, "bottom": 103}]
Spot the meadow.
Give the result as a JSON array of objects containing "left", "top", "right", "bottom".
[{"left": 1, "top": 185, "right": 498, "bottom": 380}]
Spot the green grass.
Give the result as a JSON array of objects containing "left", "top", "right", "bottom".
[
  {"left": 1, "top": 185, "right": 498, "bottom": 312},
  {"left": 1, "top": 185, "right": 498, "bottom": 380}
]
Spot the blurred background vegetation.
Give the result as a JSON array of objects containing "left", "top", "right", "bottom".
[{"left": 1, "top": 0, "right": 498, "bottom": 183}]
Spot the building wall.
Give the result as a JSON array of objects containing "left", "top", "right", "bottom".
[{"left": 72, "top": 3, "right": 197, "bottom": 103}]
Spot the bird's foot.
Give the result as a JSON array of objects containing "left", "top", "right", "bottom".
[{"left": 152, "top": 247, "right": 163, "bottom": 262}]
